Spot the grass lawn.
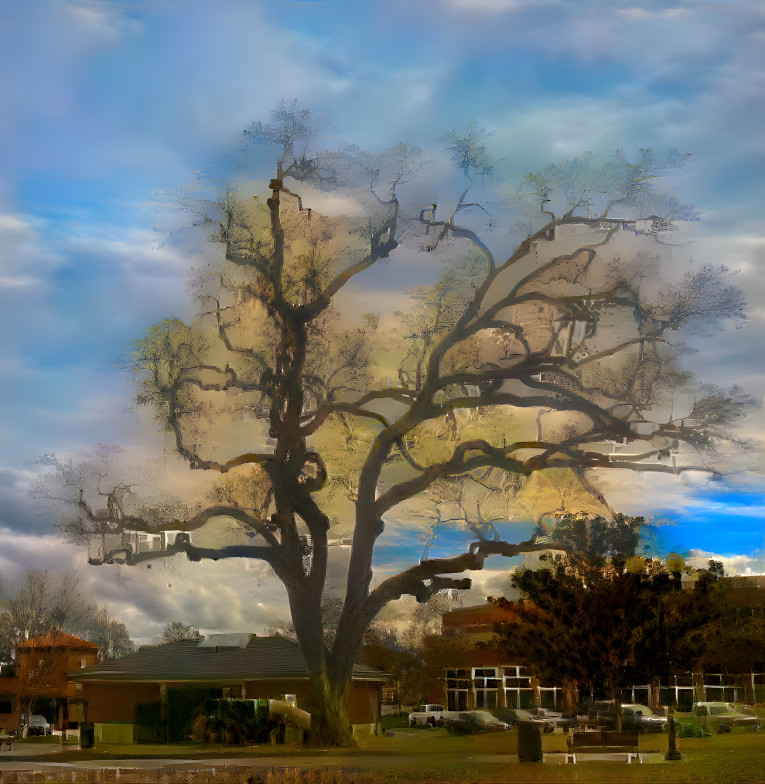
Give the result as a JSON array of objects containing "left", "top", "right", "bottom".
[{"left": 6, "top": 727, "right": 763, "bottom": 783}]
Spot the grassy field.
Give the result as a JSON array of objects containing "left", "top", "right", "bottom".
[{"left": 5, "top": 726, "right": 764, "bottom": 783}]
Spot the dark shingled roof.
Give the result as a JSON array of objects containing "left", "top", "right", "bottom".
[{"left": 68, "top": 635, "right": 387, "bottom": 683}]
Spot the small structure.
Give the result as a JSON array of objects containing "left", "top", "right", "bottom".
[{"left": 68, "top": 634, "right": 387, "bottom": 743}]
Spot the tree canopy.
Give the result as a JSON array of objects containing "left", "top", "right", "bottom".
[
  {"left": 0, "top": 569, "right": 134, "bottom": 662},
  {"left": 494, "top": 554, "right": 764, "bottom": 715},
  {"left": 161, "top": 621, "right": 200, "bottom": 644},
  {"left": 40, "top": 103, "right": 749, "bottom": 745}
]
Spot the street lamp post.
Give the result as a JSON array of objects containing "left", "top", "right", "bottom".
[
  {"left": 659, "top": 593, "right": 682, "bottom": 762},
  {"left": 665, "top": 664, "right": 681, "bottom": 760}
]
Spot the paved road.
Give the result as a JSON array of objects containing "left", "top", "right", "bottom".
[{"left": 0, "top": 748, "right": 668, "bottom": 772}]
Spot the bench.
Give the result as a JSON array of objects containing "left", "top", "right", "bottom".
[{"left": 566, "top": 730, "right": 640, "bottom": 764}]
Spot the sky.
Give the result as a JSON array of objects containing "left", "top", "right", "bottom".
[{"left": 1, "top": 0, "right": 764, "bottom": 644}]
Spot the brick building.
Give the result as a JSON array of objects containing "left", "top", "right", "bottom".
[
  {"left": 0, "top": 631, "right": 100, "bottom": 733},
  {"left": 67, "top": 633, "right": 388, "bottom": 743}
]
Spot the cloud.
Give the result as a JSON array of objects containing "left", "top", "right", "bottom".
[
  {"left": 0, "top": 527, "right": 84, "bottom": 575},
  {"left": 686, "top": 549, "right": 765, "bottom": 576},
  {"left": 65, "top": 1, "right": 145, "bottom": 42},
  {"left": 446, "top": 0, "right": 546, "bottom": 13},
  {"left": 77, "top": 553, "right": 294, "bottom": 643},
  {"left": 617, "top": 7, "right": 693, "bottom": 22},
  {"left": 0, "top": 521, "right": 293, "bottom": 643},
  {"left": 0, "top": 214, "right": 64, "bottom": 292}
]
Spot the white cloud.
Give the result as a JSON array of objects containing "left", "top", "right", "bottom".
[
  {"left": 687, "top": 549, "right": 765, "bottom": 576},
  {"left": 0, "top": 213, "right": 64, "bottom": 292},
  {"left": 447, "top": 0, "right": 539, "bottom": 12},
  {"left": 65, "top": 1, "right": 144, "bottom": 42}
]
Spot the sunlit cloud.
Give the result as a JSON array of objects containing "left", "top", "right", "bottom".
[{"left": 687, "top": 549, "right": 765, "bottom": 576}]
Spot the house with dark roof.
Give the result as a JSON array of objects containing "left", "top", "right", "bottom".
[{"left": 68, "top": 633, "right": 388, "bottom": 743}]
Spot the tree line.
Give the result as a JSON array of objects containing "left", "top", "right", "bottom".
[{"left": 0, "top": 570, "right": 133, "bottom": 664}]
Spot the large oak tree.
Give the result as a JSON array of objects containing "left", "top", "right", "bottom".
[{"left": 48, "top": 104, "right": 748, "bottom": 745}]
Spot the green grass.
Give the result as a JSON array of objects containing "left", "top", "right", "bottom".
[
  {"left": 14, "top": 734, "right": 62, "bottom": 744},
  {"left": 380, "top": 714, "right": 411, "bottom": 730},
  {"left": 8, "top": 727, "right": 765, "bottom": 783}
]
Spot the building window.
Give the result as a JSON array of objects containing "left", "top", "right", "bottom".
[
  {"left": 538, "top": 687, "right": 561, "bottom": 711},
  {"left": 445, "top": 669, "right": 470, "bottom": 711},
  {"left": 503, "top": 665, "right": 534, "bottom": 708},
  {"left": 472, "top": 668, "right": 499, "bottom": 710}
]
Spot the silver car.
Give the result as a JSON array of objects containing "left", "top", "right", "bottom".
[
  {"left": 621, "top": 704, "right": 667, "bottom": 731},
  {"left": 25, "top": 715, "right": 52, "bottom": 736}
]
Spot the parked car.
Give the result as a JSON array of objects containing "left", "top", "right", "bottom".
[
  {"left": 408, "top": 704, "right": 451, "bottom": 727},
  {"left": 441, "top": 710, "right": 512, "bottom": 734},
  {"left": 586, "top": 700, "right": 617, "bottom": 727},
  {"left": 621, "top": 704, "right": 667, "bottom": 732},
  {"left": 527, "top": 706, "right": 579, "bottom": 730},
  {"left": 585, "top": 700, "right": 665, "bottom": 731},
  {"left": 687, "top": 702, "right": 760, "bottom": 732},
  {"left": 24, "top": 715, "right": 52, "bottom": 736},
  {"left": 494, "top": 708, "right": 555, "bottom": 732}
]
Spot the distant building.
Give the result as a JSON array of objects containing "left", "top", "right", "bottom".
[
  {"left": 0, "top": 631, "right": 100, "bottom": 733},
  {"left": 424, "top": 603, "right": 554, "bottom": 710},
  {"left": 427, "top": 596, "right": 765, "bottom": 712}
]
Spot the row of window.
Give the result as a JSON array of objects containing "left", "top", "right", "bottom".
[
  {"left": 443, "top": 668, "right": 765, "bottom": 711},
  {"left": 445, "top": 667, "right": 540, "bottom": 710}
]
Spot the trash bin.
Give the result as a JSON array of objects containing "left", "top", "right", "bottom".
[
  {"left": 79, "top": 723, "right": 94, "bottom": 749},
  {"left": 517, "top": 722, "right": 542, "bottom": 762}
]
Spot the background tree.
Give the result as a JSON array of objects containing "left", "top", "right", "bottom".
[
  {"left": 495, "top": 567, "right": 670, "bottom": 720},
  {"left": 541, "top": 511, "right": 644, "bottom": 583},
  {"left": 91, "top": 614, "right": 134, "bottom": 661},
  {"left": 492, "top": 538, "right": 751, "bottom": 717},
  {"left": 670, "top": 577, "right": 765, "bottom": 676},
  {"left": 491, "top": 515, "right": 656, "bottom": 716},
  {"left": 43, "top": 103, "right": 748, "bottom": 745},
  {"left": 360, "top": 629, "right": 427, "bottom": 709},
  {"left": 14, "top": 635, "right": 74, "bottom": 736},
  {"left": 0, "top": 570, "right": 133, "bottom": 662},
  {"left": 161, "top": 621, "right": 200, "bottom": 644}
]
